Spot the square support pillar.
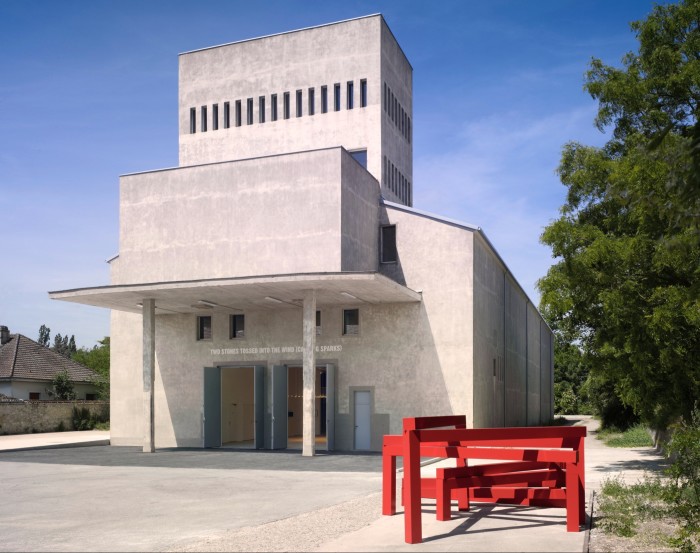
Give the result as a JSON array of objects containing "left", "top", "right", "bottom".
[
  {"left": 142, "top": 298, "right": 155, "bottom": 453},
  {"left": 302, "top": 289, "right": 316, "bottom": 457}
]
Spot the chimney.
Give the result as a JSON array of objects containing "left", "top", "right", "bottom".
[{"left": 0, "top": 326, "right": 9, "bottom": 346}]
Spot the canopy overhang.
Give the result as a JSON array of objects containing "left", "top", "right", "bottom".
[{"left": 48, "top": 272, "right": 422, "bottom": 314}]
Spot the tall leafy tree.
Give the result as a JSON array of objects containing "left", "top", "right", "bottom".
[
  {"left": 72, "top": 337, "right": 110, "bottom": 400},
  {"left": 540, "top": 0, "right": 700, "bottom": 429},
  {"left": 37, "top": 324, "right": 51, "bottom": 347}
]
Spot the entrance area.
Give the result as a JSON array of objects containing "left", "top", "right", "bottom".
[
  {"left": 222, "top": 367, "right": 255, "bottom": 448},
  {"left": 203, "top": 365, "right": 264, "bottom": 449}
]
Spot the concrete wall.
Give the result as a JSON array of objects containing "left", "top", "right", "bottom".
[
  {"left": 0, "top": 381, "right": 98, "bottom": 401},
  {"left": 380, "top": 19, "right": 413, "bottom": 205},
  {"left": 526, "top": 303, "right": 542, "bottom": 425},
  {"left": 179, "top": 16, "right": 383, "bottom": 182},
  {"left": 110, "top": 203, "right": 475, "bottom": 449},
  {"left": 114, "top": 148, "right": 377, "bottom": 284},
  {"left": 340, "top": 152, "right": 380, "bottom": 272},
  {"left": 472, "top": 234, "right": 554, "bottom": 427},
  {"left": 504, "top": 275, "right": 528, "bottom": 426},
  {"left": 0, "top": 401, "right": 108, "bottom": 435},
  {"left": 472, "top": 234, "right": 505, "bottom": 427}
]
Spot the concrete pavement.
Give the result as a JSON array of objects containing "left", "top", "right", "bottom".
[
  {"left": 0, "top": 416, "right": 667, "bottom": 552},
  {"left": 313, "top": 415, "right": 668, "bottom": 552},
  {"left": 0, "top": 429, "right": 110, "bottom": 452}
]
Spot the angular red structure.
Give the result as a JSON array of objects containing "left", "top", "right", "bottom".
[{"left": 382, "top": 416, "right": 586, "bottom": 544}]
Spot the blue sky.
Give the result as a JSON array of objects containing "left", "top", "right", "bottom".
[{"left": 0, "top": 0, "right": 664, "bottom": 348}]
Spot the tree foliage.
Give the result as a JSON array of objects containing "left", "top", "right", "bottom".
[
  {"left": 72, "top": 337, "right": 110, "bottom": 400},
  {"left": 52, "top": 332, "right": 77, "bottom": 358},
  {"left": 46, "top": 370, "right": 76, "bottom": 401},
  {"left": 540, "top": 0, "right": 700, "bottom": 429},
  {"left": 37, "top": 324, "right": 50, "bottom": 347}
]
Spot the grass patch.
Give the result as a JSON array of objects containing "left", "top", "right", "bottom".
[
  {"left": 597, "top": 475, "right": 669, "bottom": 537},
  {"left": 598, "top": 423, "right": 654, "bottom": 447}
]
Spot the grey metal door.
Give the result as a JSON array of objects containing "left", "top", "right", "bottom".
[
  {"left": 354, "top": 390, "right": 371, "bottom": 450},
  {"left": 271, "top": 365, "right": 288, "bottom": 449},
  {"left": 325, "top": 364, "right": 335, "bottom": 451},
  {"left": 254, "top": 365, "right": 265, "bottom": 449},
  {"left": 203, "top": 366, "right": 221, "bottom": 448}
]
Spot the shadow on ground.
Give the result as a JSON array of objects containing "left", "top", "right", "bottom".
[{"left": 0, "top": 445, "right": 384, "bottom": 472}]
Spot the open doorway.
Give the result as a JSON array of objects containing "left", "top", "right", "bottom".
[
  {"left": 286, "top": 366, "right": 327, "bottom": 449},
  {"left": 221, "top": 367, "right": 255, "bottom": 448},
  {"left": 273, "top": 364, "right": 334, "bottom": 451},
  {"left": 203, "top": 365, "right": 264, "bottom": 449}
]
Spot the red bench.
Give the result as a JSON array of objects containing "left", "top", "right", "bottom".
[{"left": 383, "top": 416, "right": 586, "bottom": 544}]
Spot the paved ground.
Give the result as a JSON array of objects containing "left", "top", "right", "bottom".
[
  {"left": 0, "top": 430, "right": 109, "bottom": 452},
  {"left": 0, "top": 417, "right": 668, "bottom": 552}
]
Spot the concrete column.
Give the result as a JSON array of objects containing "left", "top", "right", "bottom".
[
  {"left": 143, "top": 298, "right": 155, "bottom": 453},
  {"left": 302, "top": 289, "right": 316, "bottom": 457}
]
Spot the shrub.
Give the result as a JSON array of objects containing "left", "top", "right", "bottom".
[
  {"left": 665, "top": 407, "right": 700, "bottom": 552},
  {"left": 71, "top": 405, "right": 108, "bottom": 431}
]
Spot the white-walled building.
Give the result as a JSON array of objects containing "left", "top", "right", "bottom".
[{"left": 50, "top": 15, "right": 553, "bottom": 454}]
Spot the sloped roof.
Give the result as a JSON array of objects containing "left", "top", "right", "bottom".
[{"left": 0, "top": 334, "right": 97, "bottom": 383}]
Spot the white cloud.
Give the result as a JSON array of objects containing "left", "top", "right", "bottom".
[{"left": 414, "top": 105, "right": 603, "bottom": 305}]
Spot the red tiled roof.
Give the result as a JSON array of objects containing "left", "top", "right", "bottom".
[{"left": 0, "top": 334, "right": 98, "bottom": 383}]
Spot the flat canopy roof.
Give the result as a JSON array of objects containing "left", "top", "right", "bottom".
[{"left": 49, "top": 272, "right": 422, "bottom": 315}]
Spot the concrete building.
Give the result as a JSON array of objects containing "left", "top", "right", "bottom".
[{"left": 50, "top": 15, "right": 553, "bottom": 455}]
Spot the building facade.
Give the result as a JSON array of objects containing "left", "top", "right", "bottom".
[{"left": 51, "top": 15, "right": 553, "bottom": 454}]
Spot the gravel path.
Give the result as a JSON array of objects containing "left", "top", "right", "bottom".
[{"left": 167, "top": 492, "right": 383, "bottom": 552}]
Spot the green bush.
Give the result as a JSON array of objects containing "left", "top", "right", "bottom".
[
  {"left": 665, "top": 407, "right": 700, "bottom": 552},
  {"left": 598, "top": 424, "right": 654, "bottom": 448},
  {"left": 70, "top": 405, "right": 108, "bottom": 431}
]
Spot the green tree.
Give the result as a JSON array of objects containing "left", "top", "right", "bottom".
[
  {"left": 37, "top": 324, "right": 51, "bottom": 347},
  {"left": 72, "top": 337, "right": 110, "bottom": 400},
  {"left": 539, "top": 0, "right": 700, "bottom": 430},
  {"left": 46, "top": 370, "right": 76, "bottom": 400}
]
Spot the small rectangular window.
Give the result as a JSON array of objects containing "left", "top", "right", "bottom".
[
  {"left": 201, "top": 106, "right": 207, "bottom": 132},
  {"left": 246, "top": 98, "right": 253, "bottom": 125},
  {"left": 271, "top": 94, "right": 278, "bottom": 121},
  {"left": 230, "top": 314, "right": 245, "bottom": 339},
  {"left": 29, "top": 392, "right": 40, "bottom": 400},
  {"left": 347, "top": 81, "right": 354, "bottom": 110},
  {"left": 383, "top": 155, "right": 387, "bottom": 187},
  {"left": 384, "top": 83, "right": 388, "bottom": 112},
  {"left": 197, "top": 316, "right": 212, "bottom": 341},
  {"left": 189, "top": 108, "right": 196, "bottom": 134},
  {"left": 334, "top": 83, "right": 341, "bottom": 112},
  {"left": 296, "top": 89, "right": 302, "bottom": 117},
  {"left": 343, "top": 308, "right": 359, "bottom": 336},
  {"left": 316, "top": 310, "right": 322, "bottom": 336},
  {"left": 408, "top": 117, "right": 411, "bottom": 143},
  {"left": 86, "top": 393, "right": 97, "bottom": 401},
  {"left": 308, "top": 87, "right": 315, "bottom": 116},
  {"left": 360, "top": 79, "right": 367, "bottom": 108},
  {"left": 259, "top": 96, "right": 265, "bottom": 123},
  {"left": 381, "top": 225, "right": 398, "bottom": 263},
  {"left": 394, "top": 96, "right": 398, "bottom": 125},
  {"left": 235, "top": 100, "right": 242, "bottom": 127},
  {"left": 321, "top": 86, "right": 328, "bottom": 113},
  {"left": 212, "top": 104, "right": 219, "bottom": 130},
  {"left": 223, "top": 102, "right": 230, "bottom": 129},
  {"left": 283, "top": 92, "right": 290, "bottom": 119}
]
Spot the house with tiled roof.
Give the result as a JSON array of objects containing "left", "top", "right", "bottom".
[{"left": 0, "top": 326, "right": 100, "bottom": 401}]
